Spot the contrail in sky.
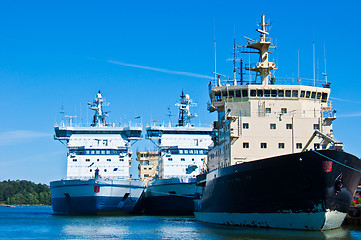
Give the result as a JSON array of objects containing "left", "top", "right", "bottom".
[
  {"left": 330, "top": 97, "right": 361, "bottom": 105},
  {"left": 107, "top": 60, "right": 214, "bottom": 80},
  {"left": 338, "top": 112, "right": 361, "bottom": 118},
  {"left": 0, "top": 130, "right": 51, "bottom": 146}
]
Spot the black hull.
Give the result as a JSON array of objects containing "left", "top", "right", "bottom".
[
  {"left": 140, "top": 181, "right": 199, "bottom": 215},
  {"left": 140, "top": 195, "right": 195, "bottom": 215},
  {"left": 195, "top": 150, "right": 361, "bottom": 230}
]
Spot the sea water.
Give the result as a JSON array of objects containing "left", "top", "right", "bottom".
[{"left": 1, "top": 206, "right": 361, "bottom": 240}]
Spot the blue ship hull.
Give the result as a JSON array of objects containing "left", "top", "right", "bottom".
[
  {"left": 51, "top": 196, "right": 139, "bottom": 215},
  {"left": 50, "top": 178, "right": 144, "bottom": 215}
]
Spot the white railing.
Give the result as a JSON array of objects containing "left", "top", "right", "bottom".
[
  {"left": 209, "top": 76, "right": 329, "bottom": 88},
  {"left": 147, "top": 121, "right": 213, "bottom": 129},
  {"left": 55, "top": 121, "right": 143, "bottom": 128}
]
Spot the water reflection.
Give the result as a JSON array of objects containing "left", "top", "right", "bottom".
[
  {"left": 197, "top": 223, "right": 352, "bottom": 240},
  {"left": 0, "top": 207, "right": 360, "bottom": 240}
]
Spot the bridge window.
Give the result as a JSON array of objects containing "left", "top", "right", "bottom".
[
  {"left": 300, "top": 91, "right": 305, "bottom": 98},
  {"left": 285, "top": 90, "right": 291, "bottom": 97},
  {"left": 278, "top": 90, "right": 284, "bottom": 97},
  {"left": 229, "top": 91, "right": 234, "bottom": 98},
  {"left": 292, "top": 90, "right": 298, "bottom": 98},
  {"left": 311, "top": 92, "right": 316, "bottom": 99},
  {"left": 321, "top": 93, "right": 328, "bottom": 102},
  {"left": 242, "top": 90, "right": 248, "bottom": 97},
  {"left": 264, "top": 90, "right": 270, "bottom": 97},
  {"left": 250, "top": 90, "right": 256, "bottom": 97},
  {"left": 306, "top": 91, "right": 311, "bottom": 98},
  {"left": 316, "top": 92, "right": 321, "bottom": 100},
  {"left": 257, "top": 90, "right": 264, "bottom": 97},
  {"left": 235, "top": 90, "right": 241, "bottom": 97},
  {"left": 271, "top": 90, "right": 277, "bottom": 97}
]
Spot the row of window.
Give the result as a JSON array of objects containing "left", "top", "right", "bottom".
[
  {"left": 214, "top": 89, "right": 328, "bottom": 102},
  {"left": 164, "top": 149, "right": 208, "bottom": 155},
  {"left": 242, "top": 123, "right": 320, "bottom": 130},
  {"left": 242, "top": 142, "right": 320, "bottom": 149},
  {"left": 142, "top": 167, "right": 153, "bottom": 170},
  {"left": 72, "top": 158, "right": 124, "bottom": 162},
  {"left": 168, "top": 158, "right": 205, "bottom": 162},
  {"left": 69, "top": 149, "right": 127, "bottom": 155},
  {"left": 147, "top": 130, "right": 212, "bottom": 137}
]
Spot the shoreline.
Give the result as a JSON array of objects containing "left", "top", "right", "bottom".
[{"left": 0, "top": 203, "right": 51, "bottom": 207}]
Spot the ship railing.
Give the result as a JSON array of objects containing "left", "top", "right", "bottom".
[
  {"left": 54, "top": 122, "right": 143, "bottom": 128},
  {"left": 208, "top": 76, "right": 329, "bottom": 88},
  {"left": 146, "top": 121, "right": 213, "bottom": 128}
]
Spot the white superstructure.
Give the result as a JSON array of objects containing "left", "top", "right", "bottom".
[
  {"left": 146, "top": 92, "right": 213, "bottom": 179},
  {"left": 194, "top": 14, "right": 360, "bottom": 230},
  {"left": 51, "top": 91, "right": 144, "bottom": 215},
  {"left": 207, "top": 14, "right": 339, "bottom": 172},
  {"left": 54, "top": 91, "right": 142, "bottom": 179}
]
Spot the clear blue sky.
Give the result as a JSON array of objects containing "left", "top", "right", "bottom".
[{"left": 0, "top": 0, "right": 360, "bottom": 184}]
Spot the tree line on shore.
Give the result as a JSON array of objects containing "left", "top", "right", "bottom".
[{"left": 0, "top": 180, "right": 51, "bottom": 205}]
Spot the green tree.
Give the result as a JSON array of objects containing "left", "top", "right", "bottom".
[{"left": 1, "top": 180, "right": 51, "bottom": 205}]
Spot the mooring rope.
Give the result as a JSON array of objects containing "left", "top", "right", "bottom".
[{"left": 313, "top": 150, "right": 361, "bottom": 173}]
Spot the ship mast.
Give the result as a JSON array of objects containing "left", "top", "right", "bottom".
[
  {"left": 176, "top": 91, "right": 197, "bottom": 127},
  {"left": 246, "top": 14, "right": 276, "bottom": 85},
  {"left": 88, "top": 91, "right": 109, "bottom": 127}
]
